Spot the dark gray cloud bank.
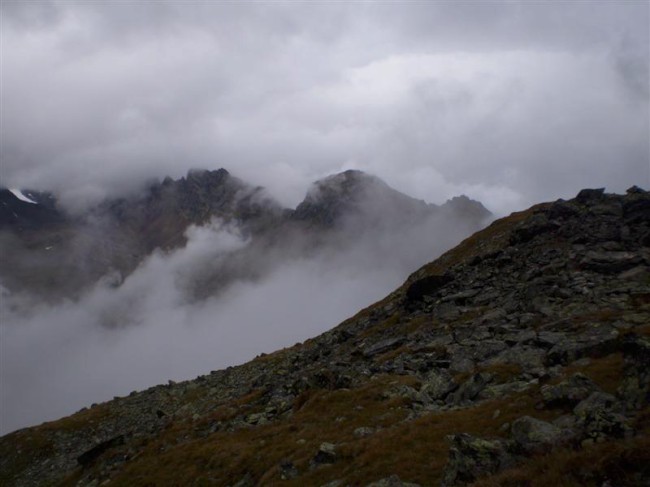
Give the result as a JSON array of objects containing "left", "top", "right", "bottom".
[
  {"left": 0, "top": 1, "right": 649, "bottom": 433},
  {"left": 1, "top": 0, "right": 648, "bottom": 214}
]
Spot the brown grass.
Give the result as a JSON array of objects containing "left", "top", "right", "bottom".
[{"left": 103, "top": 371, "right": 565, "bottom": 487}]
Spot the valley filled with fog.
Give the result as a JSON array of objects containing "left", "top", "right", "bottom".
[{"left": 0, "top": 173, "right": 489, "bottom": 434}]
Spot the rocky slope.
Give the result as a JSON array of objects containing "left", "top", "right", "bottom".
[
  {"left": 1, "top": 186, "right": 648, "bottom": 486},
  {"left": 0, "top": 169, "right": 488, "bottom": 302}
]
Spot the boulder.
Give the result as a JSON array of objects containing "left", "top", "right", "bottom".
[
  {"left": 420, "top": 369, "right": 457, "bottom": 401},
  {"left": 576, "top": 188, "right": 605, "bottom": 203},
  {"left": 440, "top": 434, "right": 514, "bottom": 487},
  {"left": 446, "top": 373, "right": 492, "bottom": 405},
  {"left": 580, "top": 251, "right": 644, "bottom": 274},
  {"left": 540, "top": 373, "right": 601, "bottom": 408},
  {"left": 510, "top": 213, "right": 559, "bottom": 244},
  {"left": 547, "top": 326, "right": 619, "bottom": 365},
  {"left": 363, "top": 338, "right": 406, "bottom": 358},
  {"left": 311, "top": 442, "right": 337, "bottom": 467},
  {"left": 574, "top": 392, "right": 630, "bottom": 440},
  {"left": 510, "top": 416, "right": 569, "bottom": 453},
  {"left": 405, "top": 274, "right": 453, "bottom": 302}
]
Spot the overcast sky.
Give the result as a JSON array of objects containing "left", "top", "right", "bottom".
[{"left": 1, "top": 1, "right": 648, "bottom": 215}]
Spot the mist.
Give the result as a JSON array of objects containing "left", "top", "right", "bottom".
[
  {"left": 1, "top": 1, "right": 648, "bottom": 215},
  {"left": 1, "top": 0, "right": 648, "bottom": 435},
  {"left": 0, "top": 193, "right": 481, "bottom": 434}
]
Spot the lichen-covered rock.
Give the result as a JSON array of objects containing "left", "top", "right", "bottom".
[
  {"left": 540, "top": 373, "right": 602, "bottom": 408},
  {"left": 440, "top": 434, "right": 514, "bottom": 487},
  {"left": 573, "top": 392, "right": 631, "bottom": 441},
  {"left": 547, "top": 326, "right": 620, "bottom": 365},
  {"left": 420, "top": 369, "right": 457, "bottom": 401},
  {"left": 446, "top": 373, "right": 492, "bottom": 405},
  {"left": 510, "top": 416, "right": 570, "bottom": 453}
]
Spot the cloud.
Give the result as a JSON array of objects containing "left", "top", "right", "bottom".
[
  {"left": 0, "top": 1, "right": 647, "bottom": 213},
  {"left": 0, "top": 0, "right": 648, "bottom": 434},
  {"left": 0, "top": 202, "right": 481, "bottom": 434}
]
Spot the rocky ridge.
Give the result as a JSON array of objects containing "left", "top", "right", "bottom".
[{"left": 1, "top": 187, "right": 649, "bottom": 486}]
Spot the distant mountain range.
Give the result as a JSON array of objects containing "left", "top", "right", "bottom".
[{"left": 0, "top": 168, "right": 490, "bottom": 302}]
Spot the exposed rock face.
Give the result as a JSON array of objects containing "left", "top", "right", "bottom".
[{"left": 1, "top": 187, "right": 648, "bottom": 486}]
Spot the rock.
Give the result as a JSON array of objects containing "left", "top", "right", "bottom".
[
  {"left": 354, "top": 427, "right": 375, "bottom": 438},
  {"left": 547, "top": 326, "right": 619, "bottom": 365},
  {"left": 502, "top": 329, "right": 536, "bottom": 346},
  {"left": 580, "top": 251, "right": 644, "bottom": 274},
  {"left": 548, "top": 200, "right": 580, "bottom": 220},
  {"left": 363, "top": 338, "right": 405, "bottom": 358},
  {"left": 448, "top": 347, "right": 475, "bottom": 374},
  {"left": 479, "top": 381, "right": 532, "bottom": 400},
  {"left": 77, "top": 435, "right": 125, "bottom": 468},
  {"left": 626, "top": 185, "right": 646, "bottom": 194},
  {"left": 618, "top": 335, "right": 650, "bottom": 410},
  {"left": 510, "top": 213, "right": 559, "bottom": 244},
  {"left": 469, "top": 340, "right": 508, "bottom": 362},
  {"left": 366, "top": 474, "right": 421, "bottom": 486},
  {"left": 420, "top": 369, "right": 457, "bottom": 401},
  {"left": 510, "top": 416, "right": 568, "bottom": 453},
  {"left": 574, "top": 392, "right": 630, "bottom": 440},
  {"left": 491, "top": 346, "right": 546, "bottom": 370},
  {"left": 576, "top": 188, "right": 605, "bottom": 203},
  {"left": 245, "top": 412, "right": 267, "bottom": 425},
  {"left": 480, "top": 308, "right": 507, "bottom": 323},
  {"left": 440, "top": 434, "right": 514, "bottom": 487},
  {"left": 446, "top": 373, "right": 492, "bottom": 405},
  {"left": 405, "top": 274, "right": 453, "bottom": 302},
  {"left": 540, "top": 373, "right": 601, "bottom": 408},
  {"left": 279, "top": 460, "right": 299, "bottom": 480},
  {"left": 441, "top": 289, "right": 479, "bottom": 304},
  {"left": 536, "top": 331, "right": 566, "bottom": 348},
  {"left": 311, "top": 442, "right": 337, "bottom": 467},
  {"left": 433, "top": 303, "right": 461, "bottom": 320},
  {"left": 622, "top": 191, "right": 650, "bottom": 223}
]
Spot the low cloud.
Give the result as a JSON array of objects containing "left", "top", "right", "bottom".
[
  {"left": 1, "top": 1, "right": 647, "bottom": 214},
  {"left": 1, "top": 202, "right": 481, "bottom": 433},
  {"left": 1, "top": 0, "right": 648, "bottom": 434}
]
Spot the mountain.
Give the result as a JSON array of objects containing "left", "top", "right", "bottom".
[
  {"left": 2, "top": 186, "right": 648, "bottom": 486},
  {"left": 0, "top": 169, "right": 489, "bottom": 301}
]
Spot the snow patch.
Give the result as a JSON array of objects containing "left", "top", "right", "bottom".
[{"left": 9, "top": 189, "right": 38, "bottom": 204}]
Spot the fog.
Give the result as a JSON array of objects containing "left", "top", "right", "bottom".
[
  {"left": 1, "top": 1, "right": 648, "bottom": 215},
  {"left": 1, "top": 0, "right": 648, "bottom": 434},
  {"left": 1, "top": 189, "right": 482, "bottom": 433}
]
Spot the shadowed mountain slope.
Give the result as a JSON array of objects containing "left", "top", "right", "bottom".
[{"left": 1, "top": 186, "right": 648, "bottom": 486}]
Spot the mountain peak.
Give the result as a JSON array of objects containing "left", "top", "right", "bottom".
[
  {"left": 292, "top": 170, "right": 430, "bottom": 226},
  {"left": 441, "top": 194, "right": 491, "bottom": 221}
]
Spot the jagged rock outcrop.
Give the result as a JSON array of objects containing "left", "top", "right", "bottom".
[{"left": 1, "top": 186, "right": 648, "bottom": 486}]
